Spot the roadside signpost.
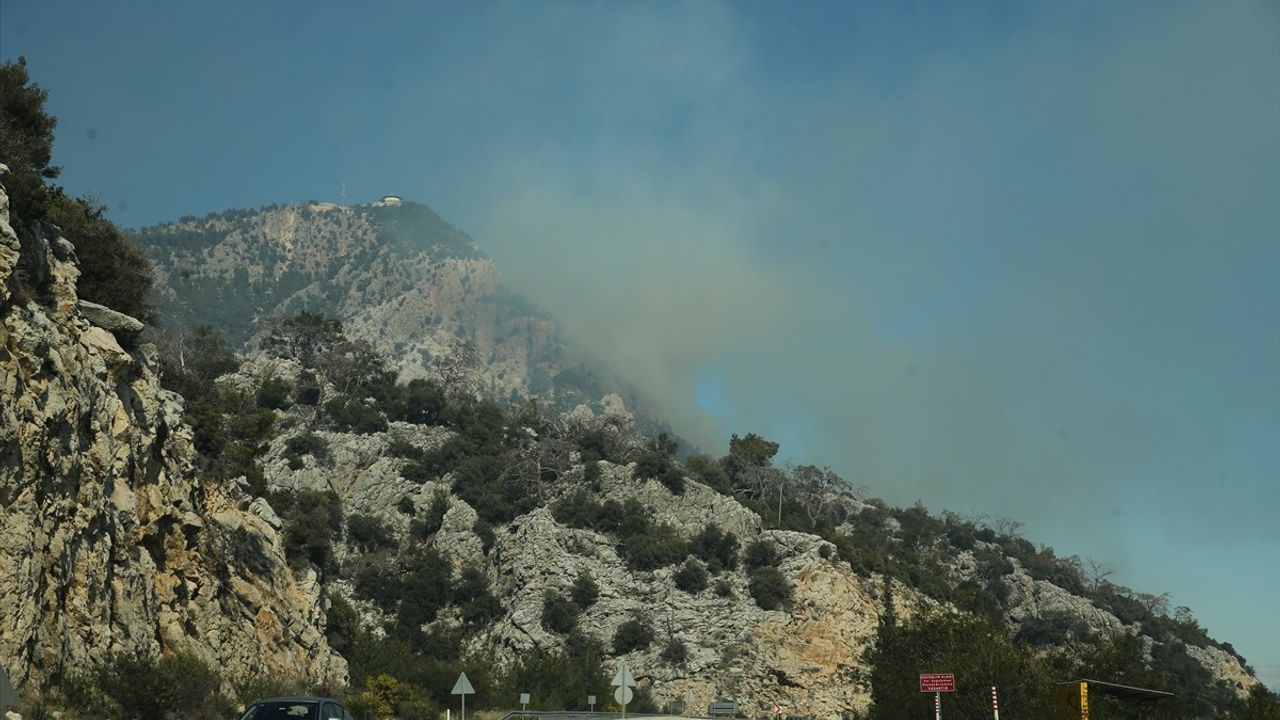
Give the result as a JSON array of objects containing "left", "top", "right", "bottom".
[
  {"left": 683, "top": 690, "right": 695, "bottom": 717},
  {"left": 520, "top": 692, "right": 530, "bottom": 717},
  {"left": 991, "top": 686, "right": 1000, "bottom": 720},
  {"left": 453, "top": 671, "right": 475, "bottom": 720},
  {"left": 919, "top": 674, "right": 955, "bottom": 720},
  {"left": 588, "top": 695, "right": 597, "bottom": 712},
  {"left": 612, "top": 663, "right": 637, "bottom": 720}
]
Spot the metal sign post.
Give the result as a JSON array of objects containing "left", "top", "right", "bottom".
[
  {"left": 521, "top": 692, "right": 531, "bottom": 717},
  {"left": 991, "top": 686, "right": 999, "bottom": 720},
  {"left": 612, "top": 663, "right": 637, "bottom": 720},
  {"left": 919, "top": 674, "right": 955, "bottom": 720},
  {"left": 452, "top": 672, "right": 475, "bottom": 720},
  {"left": 588, "top": 695, "right": 596, "bottom": 713}
]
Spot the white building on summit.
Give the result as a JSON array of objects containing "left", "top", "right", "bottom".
[{"left": 376, "top": 194, "right": 403, "bottom": 207}]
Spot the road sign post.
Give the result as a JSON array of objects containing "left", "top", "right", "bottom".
[
  {"left": 520, "top": 692, "right": 530, "bottom": 717},
  {"left": 612, "top": 663, "right": 637, "bottom": 720},
  {"left": 919, "top": 674, "right": 955, "bottom": 720},
  {"left": 991, "top": 686, "right": 999, "bottom": 720},
  {"left": 453, "top": 672, "right": 475, "bottom": 720},
  {"left": 588, "top": 695, "right": 596, "bottom": 713}
]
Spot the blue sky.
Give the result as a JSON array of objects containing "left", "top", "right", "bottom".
[{"left": 3, "top": 0, "right": 1277, "bottom": 688}]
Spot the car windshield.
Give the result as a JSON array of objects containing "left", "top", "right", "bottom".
[{"left": 239, "top": 701, "right": 319, "bottom": 720}]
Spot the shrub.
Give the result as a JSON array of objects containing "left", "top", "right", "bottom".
[
  {"left": 748, "top": 566, "right": 792, "bottom": 611},
  {"left": 256, "top": 376, "right": 292, "bottom": 410},
  {"left": 674, "top": 558, "right": 709, "bottom": 593},
  {"left": 284, "top": 431, "right": 330, "bottom": 469},
  {"left": 386, "top": 378, "right": 446, "bottom": 425},
  {"left": 409, "top": 489, "right": 449, "bottom": 539},
  {"left": 348, "top": 513, "right": 395, "bottom": 553},
  {"left": 354, "top": 559, "right": 402, "bottom": 612},
  {"left": 326, "top": 594, "right": 359, "bottom": 655},
  {"left": 454, "top": 566, "right": 503, "bottom": 626},
  {"left": 623, "top": 524, "right": 689, "bottom": 570},
  {"left": 542, "top": 592, "right": 581, "bottom": 634},
  {"left": 553, "top": 490, "right": 623, "bottom": 533},
  {"left": 660, "top": 637, "right": 689, "bottom": 667},
  {"left": 634, "top": 450, "right": 669, "bottom": 480},
  {"left": 474, "top": 518, "right": 496, "bottom": 553},
  {"left": 397, "top": 496, "right": 416, "bottom": 515},
  {"left": 691, "top": 524, "right": 739, "bottom": 572},
  {"left": 277, "top": 490, "right": 342, "bottom": 570},
  {"left": 396, "top": 547, "right": 454, "bottom": 632},
  {"left": 571, "top": 572, "right": 600, "bottom": 609},
  {"left": 714, "top": 578, "right": 734, "bottom": 598},
  {"left": 657, "top": 466, "right": 686, "bottom": 495},
  {"left": 387, "top": 437, "right": 426, "bottom": 461},
  {"left": 294, "top": 371, "right": 322, "bottom": 405},
  {"left": 67, "top": 651, "right": 229, "bottom": 720},
  {"left": 613, "top": 616, "right": 655, "bottom": 654},
  {"left": 743, "top": 538, "right": 781, "bottom": 569},
  {"left": 325, "top": 396, "right": 387, "bottom": 433}
]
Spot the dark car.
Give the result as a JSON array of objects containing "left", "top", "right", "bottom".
[{"left": 238, "top": 696, "right": 354, "bottom": 720}]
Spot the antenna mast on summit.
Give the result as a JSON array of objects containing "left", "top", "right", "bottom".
[{"left": 341, "top": 181, "right": 347, "bottom": 208}]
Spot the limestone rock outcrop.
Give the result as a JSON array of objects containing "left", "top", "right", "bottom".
[{"left": 0, "top": 174, "right": 345, "bottom": 690}]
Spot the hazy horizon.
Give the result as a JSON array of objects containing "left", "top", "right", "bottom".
[{"left": 3, "top": 0, "right": 1277, "bottom": 689}]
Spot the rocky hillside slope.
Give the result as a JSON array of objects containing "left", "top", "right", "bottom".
[
  {"left": 0, "top": 170, "right": 344, "bottom": 691},
  {"left": 130, "top": 201, "right": 660, "bottom": 428},
  {"left": 212, "top": 338, "right": 1260, "bottom": 718}
]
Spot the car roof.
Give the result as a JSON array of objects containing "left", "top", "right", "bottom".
[{"left": 253, "top": 697, "right": 339, "bottom": 704}]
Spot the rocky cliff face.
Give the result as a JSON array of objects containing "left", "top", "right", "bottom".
[
  {"left": 0, "top": 171, "right": 344, "bottom": 690},
  {"left": 132, "top": 202, "right": 659, "bottom": 427}
]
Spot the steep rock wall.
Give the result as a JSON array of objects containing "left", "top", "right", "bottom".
[{"left": 0, "top": 170, "right": 345, "bottom": 690}]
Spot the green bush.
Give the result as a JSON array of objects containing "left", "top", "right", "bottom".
[
  {"left": 623, "top": 523, "right": 689, "bottom": 570},
  {"left": 454, "top": 566, "right": 503, "bottom": 626},
  {"left": 691, "top": 524, "right": 739, "bottom": 573},
  {"left": 743, "top": 538, "right": 781, "bottom": 569},
  {"left": 325, "top": 396, "right": 388, "bottom": 433},
  {"left": 714, "top": 578, "right": 734, "bottom": 598},
  {"left": 452, "top": 454, "right": 536, "bottom": 524},
  {"left": 326, "top": 594, "right": 360, "bottom": 655},
  {"left": 284, "top": 431, "right": 330, "bottom": 469},
  {"left": 542, "top": 591, "right": 581, "bottom": 634},
  {"left": 474, "top": 518, "right": 496, "bottom": 553},
  {"left": 294, "top": 370, "right": 322, "bottom": 405},
  {"left": 660, "top": 637, "right": 689, "bottom": 667},
  {"left": 748, "top": 566, "right": 792, "bottom": 611},
  {"left": 634, "top": 450, "right": 669, "bottom": 480},
  {"left": 674, "top": 558, "right": 709, "bottom": 593},
  {"left": 256, "top": 376, "right": 292, "bottom": 410},
  {"left": 553, "top": 490, "right": 624, "bottom": 533},
  {"left": 386, "top": 378, "right": 447, "bottom": 425},
  {"left": 571, "top": 572, "right": 600, "bottom": 609},
  {"left": 354, "top": 557, "right": 402, "bottom": 612},
  {"left": 613, "top": 616, "right": 655, "bottom": 654},
  {"left": 409, "top": 489, "right": 449, "bottom": 539},
  {"left": 275, "top": 489, "right": 342, "bottom": 570},
  {"left": 396, "top": 547, "right": 454, "bottom": 632},
  {"left": 66, "top": 651, "right": 229, "bottom": 720},
  {"left": 348, "top": 513, "right": 395, "bottom": 553},
  {"left": 496, "top": 632, "right": 612, "bottom": 713}
]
